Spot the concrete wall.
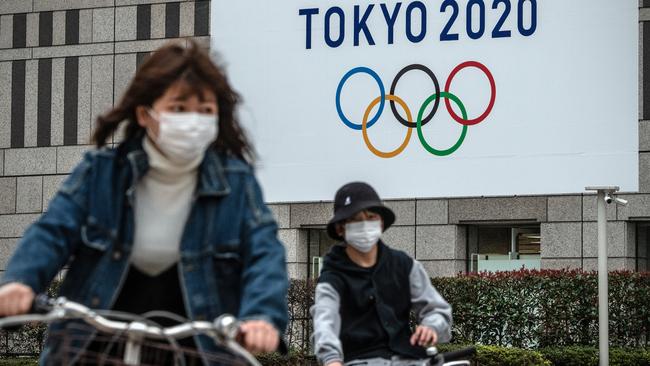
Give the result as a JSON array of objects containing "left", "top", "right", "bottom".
[
  {"left": 0, "top": 0, "right": 210, "bottom": 270},
  {"left": 1, "top": 1, "right": 649, "bottom": 279}
]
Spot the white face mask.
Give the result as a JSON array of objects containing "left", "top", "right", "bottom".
[
  {"left": 344, "top": 220, "right": 382, "bottom": 253},
  {"left": 148, "top": 110, "right": 218, "bottom": 163}
]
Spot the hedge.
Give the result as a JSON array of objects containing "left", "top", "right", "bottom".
[
  {"left": 418, "top": 345, "right": 650, "bottom": 366},
  {"left": 4, "top": 346, "right": 650, "bottom": 366},
  {"left": 436, "top": 344, "right": 550, "bottom": 366},
  {"left": 281, "top": 270, "right": 650, "bottom": 365},
  {"left": 258, "top": 351, "right": 317, "bottom": 366},
  {"left": 285, "top": 270, "right": 650, "bottom": 351},
  {"left": 539, "top": 346, "right": 650, "bottom": 366},
  {"left": 0, "top": 359, "right": 38, "bottom": 366},
  {"left": 429, "top": 269, "right": 650, "bottom": 348},
  {"left": 285, "top": 279, "right": 316, "bottom": 353},
  {"left": 259, "top": 345, "right": 552, "bottom": 366},
  {"left": 2, "top": 270, "right": 649, "bottom": 363}
]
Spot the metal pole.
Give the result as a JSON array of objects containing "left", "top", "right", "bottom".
[
  {"left": 587, "top": 186, "right": 619, "bottom": 366},
  {"left": 596, "top": 190, "right": 609, "bottom": 366}
]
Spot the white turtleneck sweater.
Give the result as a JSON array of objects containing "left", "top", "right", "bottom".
[{"left": 130, "top": 137, "right": 202, "bottom": 276}]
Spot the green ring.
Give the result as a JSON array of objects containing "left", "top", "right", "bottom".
[{"left": 416, "top": 91, "right": 468, "bottom": 156}]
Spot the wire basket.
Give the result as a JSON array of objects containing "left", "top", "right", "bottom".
[{"left": 45, "top": 323, "right": 250, "bottom": 366}]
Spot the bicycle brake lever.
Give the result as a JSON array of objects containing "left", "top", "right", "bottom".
[
  {"left": 31, "top": 294, "right": 54, "bottom": 314},
  {"left": 212, "top": 315, "right": 263, "bottom": 366},
  {"left": 213, "top": 314, "right": 240, "bottom": 340}
]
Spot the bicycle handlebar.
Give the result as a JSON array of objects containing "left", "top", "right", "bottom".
[
  {"left": 439, "top": 346, "right": 476, "bottom": 362},
  {"left": 426, "top": 345, "right": 476, "bottom": 366},
  {"left": 0, "top": 295, "right": 261, "bottom": 366}
]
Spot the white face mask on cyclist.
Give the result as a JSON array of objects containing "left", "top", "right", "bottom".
[
  {"left": 148, "top": 110, "right": 218, "bottom": 163},
  {"left": 344, "top": 220, "right": 382, "bottom": 253}
]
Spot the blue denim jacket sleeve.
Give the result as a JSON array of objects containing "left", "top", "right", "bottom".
[
  {"left": 1, "top": 154, "right": 92, "bottom": 294},
  {"left": 237, "top": 174, "right": 289, "bottom": 333}
]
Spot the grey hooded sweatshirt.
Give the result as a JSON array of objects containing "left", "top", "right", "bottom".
[{"left": 310, "top": 242, "right": 452, "bottom": 365}]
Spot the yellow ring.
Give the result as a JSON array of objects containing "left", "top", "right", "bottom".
[{"left": 362, "top": 94, "right": 413, "bottom": 158}]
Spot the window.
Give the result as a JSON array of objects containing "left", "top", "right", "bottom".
[
  {"left": 515, "top": 229, "right": 541, "bottom": 254},
  {"left": 304, "top": 228, "right": 337, "bottom": 279},
  {"left": 467, "top": 224, "right": 541, "bottom": 272},
  {"left": 636, "top": 223, "right": 649, "bottom": 271}
]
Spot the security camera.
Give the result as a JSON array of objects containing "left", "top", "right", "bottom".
[
  {"left": 604, "top": 193, "right": 612, "bottom": 204},
  {"left": 614, "top": 197, "right": 628, "bottom": 206}
]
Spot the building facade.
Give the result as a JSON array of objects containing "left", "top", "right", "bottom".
[{"left": 0, "top": 0, "right": 649, "bottom": 279}]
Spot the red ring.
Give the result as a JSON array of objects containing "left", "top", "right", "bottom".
[{"left": 444, "top": 61, "right": 496, "bottom": 126}]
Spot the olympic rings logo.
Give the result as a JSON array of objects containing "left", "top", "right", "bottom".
[{"left": 335, "top": 61, "right": 496, "bottom": 157}]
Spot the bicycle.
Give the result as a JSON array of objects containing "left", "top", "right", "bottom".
[
  {"left": 336, "top": 346, "right": 475, "bottom": 366},
  {"left": 0, "top": 295, "right": 262, "bottom": 366}
]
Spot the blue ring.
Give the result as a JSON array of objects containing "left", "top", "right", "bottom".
[{"left": 335, "top": 67, "right": 385, "bottom": 130}]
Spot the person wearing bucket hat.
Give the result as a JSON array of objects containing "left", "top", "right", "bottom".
[
  {"left": 325, "top": 182, "right": 396, "bottom": 242},
  {"left": 311, "top": 182, "right": 452, "bottom": 366}
]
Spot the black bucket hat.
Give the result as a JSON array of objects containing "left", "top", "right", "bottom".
[{"left": 326, "top": 182, "right": 396, "bottom": 240}]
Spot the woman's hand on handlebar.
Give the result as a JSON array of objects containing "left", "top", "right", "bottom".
[
  {"left": 239, "top": 319, "right": 279, "bottom": 354},
  {"left": 410, "top": 325, "right": 438, "bottom": 347},
  {"left": 0, "top": 283, "right": 35, "bottom": 316}
]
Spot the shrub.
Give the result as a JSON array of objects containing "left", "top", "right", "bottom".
[
  {"left": 284, "top": 271, "right": 650, "bottom": 354},
  {"left": 539, "top": 346, "right": 599, "bottom": 366},
  {"left": 261, "top": 345, "right": 551, "bottom": 366},
  {"left": 475, "top": 345, "right": 551, "bottom": 366},
  {"left": 4, "top": 270, "right": 650, "bottom": 362},
  {"left": 286, "top": 279, "right": 316, "bottom": 354},
  {"left": 540, "top": 346, "right": 650, "bottom": 366},
  {"left": 258, "top": 350, "right": 318, "bottom": 366},
  {"left": 0, "top": 359, "right": 38, "bottom": 366},
  {"left": 430, "top": 270, "right": 650, "bottom": 348}
]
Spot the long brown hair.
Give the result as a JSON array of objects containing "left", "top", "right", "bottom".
[{"left": 93, "top": 40, "right": 254, "bottom": 162}]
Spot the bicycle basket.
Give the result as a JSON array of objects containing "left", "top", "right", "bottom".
[{"left": 45, "top": 323, "right": 249, "bottom": 366}]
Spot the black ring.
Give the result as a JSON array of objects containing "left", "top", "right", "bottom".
[{"left": 389, "top": 64, "right": 440, "bottom": 128}]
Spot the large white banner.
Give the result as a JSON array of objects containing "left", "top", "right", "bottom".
[{"left": 211, "top": 1, "right": 638, "bottom": 202}]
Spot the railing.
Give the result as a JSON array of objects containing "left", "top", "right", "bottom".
[{"left": 470, "top": 253, "right": 541, "bottom": 272}]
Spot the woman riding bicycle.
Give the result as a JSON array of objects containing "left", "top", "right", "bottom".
[{"left": 0, "top": 40, "right": 288, "bottom": 364}]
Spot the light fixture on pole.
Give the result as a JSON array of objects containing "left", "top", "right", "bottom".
[{"left": 585, "top": 186, "right": 627, "bottom": 366}]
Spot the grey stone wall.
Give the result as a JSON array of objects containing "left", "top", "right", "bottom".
[
  {"left": 0, "top": 1, "right": 649, "bottom": 279},
  {"left": 0, "top": 0, "right": 210, "bottom": 273}
]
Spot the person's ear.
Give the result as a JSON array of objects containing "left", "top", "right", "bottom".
[
  {"left": 335, "top": 222, "right": 345, "bottom": 238},
  {"left": 135, "top": 106, "right": 152, "bottom": 128}
]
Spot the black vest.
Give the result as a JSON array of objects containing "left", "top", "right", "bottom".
[{"left": 318, "top": 242, "right": 425, "bottom": 361}]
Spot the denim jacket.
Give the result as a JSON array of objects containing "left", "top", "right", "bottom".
[{"left": 1, "top": 136, "right": 288, "bottom": 364}]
